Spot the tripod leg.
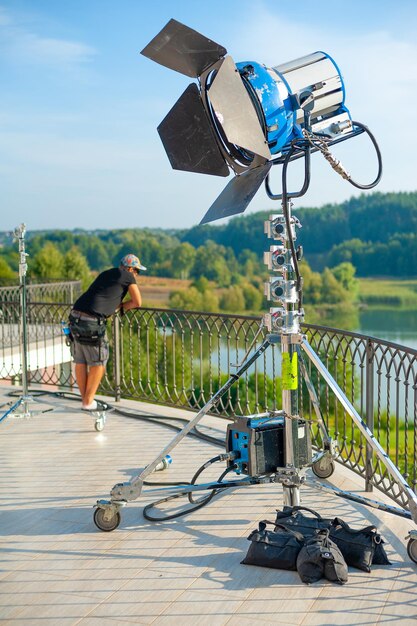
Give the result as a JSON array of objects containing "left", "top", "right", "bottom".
[
  {"left": 298, "top": 349, "right": 328, "bottom": 438},
  {"left": 283, "top": 484, "right": 300, "bottom": 507},
  {"left": 0, "top": 398, "right": 23, "bottom": 423},
  {"left": 105, "top": 338, "right": 272, "bottom": 504},
  {"left": 298, "top": 348, "right": 336, "bottom": 478},
  {"left": 301, "top": 337, "right": 417, "bottom": 522}
]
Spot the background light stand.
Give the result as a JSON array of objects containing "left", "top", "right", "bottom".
[{"left": 0, "top": 224, "right": 53, "bottom": 421}]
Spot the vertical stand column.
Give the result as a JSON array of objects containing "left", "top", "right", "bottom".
[
  {"left": 5, "top": 223, "right": 44, "bottom": 420},
  {"left": 17, "top": 224, "right": 31, "bottom": 417},
  {"left": 263, "top": 201, "right": 304, "bottom": 507}
]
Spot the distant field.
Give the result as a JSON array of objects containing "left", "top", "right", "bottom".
[
  {"left": 138, "top": 276, "right": 417, "bottom": 311},
  {"left": 138, "top": 276, "right": 191, "bottom": 308},
  {"left": 359, "top": 278, "right": 417, "bottom": 308}
]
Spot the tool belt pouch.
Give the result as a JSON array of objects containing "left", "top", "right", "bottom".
[
  {"left": 274, "top": 506, "right": 333, "bottom": 538},
  {"left": 69, "top": 317, "right": 106, "bottom": 346},
  {"left": 329, "top": 517, "right": 390, "bottom": 571},
  {"left": 297, "top": 529, "right": 348, "bottom": 585},
  {"left": 241, "top": 521, "right": 305, "bottom": 570}
]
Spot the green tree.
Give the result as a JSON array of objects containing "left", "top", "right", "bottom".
[
  {"left": 85, "top": 238, "right": 111, "bottom": 270},
  {"left": 63, "top": 247, "right": 92, "bottom": 289},
  {"left": 330, "top": 262, "right": 358, "bottom": 299},
  {"left": 242, "top": 282, "right": 263, "bottom": 311},
  {"left": 189, "top": 277, "right": 219, "bottom": 312},
  {"left": 0, "top": 257, "right": 16, "bottom": 285},
  {"left": 219, "top": 285, "right": 245, "bottom": 312},
  {"left": 169, "top": 287, "right": 204, "bottom": 311},
  {"left": 190, "top": 241, "right": 232, "bottom": 286},
  {"left": 301, "top": 261, "right": 322, "bottom": 304},
  {"left": 321, "top": 268, "right": 349, "bottom": 304},
  {"left": 32, "top": 243, "right": 65, "bottom": 280},
  {"left": 171, "top": 242, "right": 196, "bottom": 279}
]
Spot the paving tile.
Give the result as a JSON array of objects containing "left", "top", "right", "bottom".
[
  {"left": 0, "top": 592, "right": 101, "bottom": 622},
  {"left": 152, "top": 615, "right": 230, "bottom": 626},
  {"left": 0, "top": 568, "right": 127, "bottom": 601},
  {"left": 76, "top": 618, "right": 136, "bottom": 626},
  {"left": 157, "top": 591, "right": 243, "bottom": 618},
  {"left": 1, "top": 387, "right": 417, "bottom": 626},
  {"left": 227, "top": 615, "right": 306, "bottom": 626},
  {"left": 86, "top": 597, "right": 173, "bottom": 624}
]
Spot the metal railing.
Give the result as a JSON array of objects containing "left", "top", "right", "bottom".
[
  {"left": 1, "top": 301, "right": 416, "bottom": 508},
  {"left": 0, "top": 281, "right": 81, "bottom": 304}
]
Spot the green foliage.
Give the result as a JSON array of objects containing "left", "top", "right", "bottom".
[
  {"left": 190, "top": 371, "right": 282, "bottom": 415},
  {"left": 171, "top": 242, "right": 196, "bottom": 279},
  {"left": 330, "top": 262, "right": 358, "bottom": 296},
  {"left": 321, "top": 268, "right": 349, "bottom": 304},
  {"left": 181, "top": 191, "right": 417, "bottom": 278},
  {"left": 358, "top": 278, "right": 417, "bottom": 308},
  {"left": 241, "top": 282, "right": 263, "bottom": 311},
  {"left": 219, "top": 285, "right": 245, "bottom": 312},
  {"left": 0, "top": 257, "right": 17, "bottom": 285},
  {"left": 119, "top": 317, "right": 192, "bottom": 405},
  {"left": 301, "top": 261, "right": 323, "bottom": 304},
  {"left": 169, "top": 276, "right": 220, "bottom": 312},
  {"left": 169, "top": 287, "right": 204, "bottom": 311},
  {"left": 3, "top": 190, "right": 414, "bottom": 314},
  {"left": 190, "top": 240, "right": 233, "bottom": 286},
  {"left": 63, "top": 246, "right": 92, "bottom": 289},
  {"left": 32, "top": 242, "right": 65, "bottom": 280}
]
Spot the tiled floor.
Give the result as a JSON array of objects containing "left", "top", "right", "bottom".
[{"left": 0, "top": 386, "right": 416, "bottom": 625}]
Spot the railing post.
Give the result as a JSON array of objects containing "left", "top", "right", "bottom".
[
  {"left": 365, "top": 338, "right": 374, "bottom": 492},
  {"left": 113, "top": 315, "right": 122, "bottom": 402}
]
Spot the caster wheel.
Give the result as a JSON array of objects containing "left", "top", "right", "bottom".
[
  {"left": 93, "top": 507, "right": 121, "bottom": 532},
  {"left": 312, "top": 459, "right": 335, "bottom": 479},
  {"left": 95, "top": 417, "right": 105, "bottom": 432},
  {"left": 407, "top": 538, "right": 417, "bottom": 564}
]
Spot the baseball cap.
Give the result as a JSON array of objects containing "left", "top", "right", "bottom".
[{"left": 120, "top": 254, "right": 147, "bottom": 272}]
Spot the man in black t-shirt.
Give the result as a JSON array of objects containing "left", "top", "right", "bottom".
[{"left": 69, "top": 254, "right": 146, "bottom": 410}]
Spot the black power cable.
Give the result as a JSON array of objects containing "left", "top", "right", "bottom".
[
  {"left": 347, "top": 120, "right": 383, "bottom": 189},
  {"left": 7, "top": 389, "right": 226, "bottom": 447},
  {"left": 143, "top": 465, "right": 235, "bottom": 522},
  {"left": 7, "top": 389, "right": 233, "bottom": 520}
]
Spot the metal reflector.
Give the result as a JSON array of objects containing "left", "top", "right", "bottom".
[
  {"left": 200, "top": 162, "right": 272, "bottom": 224},
  {"left": 141, "top": 19, "right": 227, "bottom": 78},
  {"left": 157, "top": 83, "right": 229, "bottom": 177},
  {"left": 209, "top": 56, "right": 271, "bottom": 160}
]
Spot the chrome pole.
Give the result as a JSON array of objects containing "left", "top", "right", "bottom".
[{"left": 16, "top": 224, "right": 30, "bottom": 416}]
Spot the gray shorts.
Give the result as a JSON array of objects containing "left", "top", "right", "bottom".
[{"left": 70, "top": 337, "right": 109, "bottom": 367}]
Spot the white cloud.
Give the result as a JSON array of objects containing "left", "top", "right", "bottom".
[
  {"left": 9, "top": 33, "right": 95, "bottom": 66},
  {"left": 0, "top": 5, "right": 96, "bottom": 68}
]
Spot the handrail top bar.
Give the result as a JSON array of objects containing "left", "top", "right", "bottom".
[{"left": 131, "top": 306, "right": 417, "bottom": 357}]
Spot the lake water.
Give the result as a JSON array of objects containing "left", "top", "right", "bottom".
[{"left": 357, "top": 308, "right": 417, "bottom": 351}]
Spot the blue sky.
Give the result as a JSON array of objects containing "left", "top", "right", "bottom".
[{"left": 1, "top": 0, "right": 416, "bottom": 231}]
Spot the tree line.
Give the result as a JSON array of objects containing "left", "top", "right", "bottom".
[
  {"left": 1, "top": 190, "right": 414, "bottom": 311},
  {"left": 181, "top": 191, "right": 417, "bottom": 277},
  {"left": 0, "top": 225, "right": 360, "bottom": 313}
]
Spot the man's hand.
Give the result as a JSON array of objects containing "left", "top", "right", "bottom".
[{"left": 122, "top": 283, "right": 142, "bottom": 312}]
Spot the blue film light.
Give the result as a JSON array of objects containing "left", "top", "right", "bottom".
[
  {"left": 236, "top": 51, "right": 350, "bottom": 156},
  {"left": 141, "top": 19, "right": 380, "bottom": 223}
]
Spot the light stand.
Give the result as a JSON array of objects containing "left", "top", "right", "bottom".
[
  {"left": 92, "top": 108, "right": 417, "bottom": 560},
  {"left": 0, "top": 224, "right": 52, "bottom": 421},
  {"left": 92, "top": 18, "right": 417, "bottom": 556}
]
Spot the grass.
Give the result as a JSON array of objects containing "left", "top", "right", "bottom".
[
  {"left": 140, "top": 275, "right": 417, "bottom": 317},
  {"left": 139, "top": 276, "right": 190, "bottom": 308},
  {"left": 316, "top": 410, "right": 412, "bottom": 477},
  {"left": 358, "top": 278, "right": 417, "bottom": 309}
]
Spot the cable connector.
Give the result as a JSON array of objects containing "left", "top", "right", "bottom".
[
  {"left": 220, "top": 451, "right": 239, "bottom": 462},
  {"left": 322, "top": 150, "right": 350, "bottom": 180}
]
